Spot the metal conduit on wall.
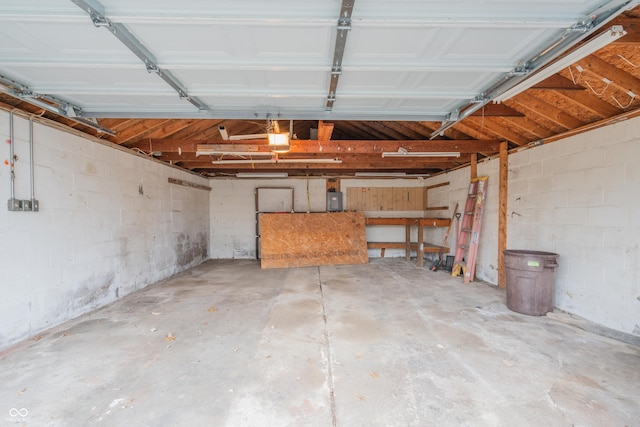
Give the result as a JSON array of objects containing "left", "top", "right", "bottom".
[{"left": 6, "top": 111, "right": 39, "bottom": 212}]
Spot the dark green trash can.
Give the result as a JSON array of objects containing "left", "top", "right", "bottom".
[{"left": 503, "top": 250, "right": 559, "bottom": 316}]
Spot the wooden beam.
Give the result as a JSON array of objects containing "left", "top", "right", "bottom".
[
  {"left": 333, "top": 121, "right": 375, "bottom": 139},
  {"left": 466, "top": 117, "right": 532, "bottom": 146},
  {"left": 145, "top": 119, "right": 201, "bottom": 139},
  {"left": 577, "top": 54, "right": 640, "bottom": 97},
  {"left": 451, "top": 122, "right": 495, "bottom": 142},
  {"left": 553, "top": 88, "right": 621, "bottom": 118},
  {"left": 317, "top": 120, "right": 334, "bottom": 141},
  {"left": 158, "top": 152, "right": 470, "bottom": 164},
  {"left": 470, "top": 153, "right": 477, "bottom": 179},
  {"left": 128, "top": 140, "right": 199, "bottom": 153},
  {"left": 145, "top": 139, "right": 501, "bottom": 154},
  {"left": 115, "top": 119, "right": 172, "bottom": 144},
  {"left": 611, "top": 16, "right": 640, "bottom": 44},
  {"left": 357, "top": 121, "right": 409, "bottom": 140},
  {"left": 500, "top": 117, "right": 556, "bottom": 140},
  {"left": 425, "top": 181, "right": 450, "bottom": 190},
  {"left": 165, "top": 119, "right": 224, "bottom": 141},
  {"left": 382, "top": 121, "right": 433, "bottom": 139},
  {"left": 511, "top": 92, "right": 586, "bottom": 129},
  {"left": 498, "top": 141, "right": 508, "bottom": 289},
  {"left": 365, "top": 217, "right": 450, "bottom": 227},
  {"left": 470, "top": 103, "right": 524, "bottom": 117},
  {"left": 532, "top": 75, "right": 584, "bottom": 90},
  {"left": 98, "top": 118, "right": 135, "bottom": 130},
  {"left": 181, "top": 160, "right": 457, "bottom": 170}
]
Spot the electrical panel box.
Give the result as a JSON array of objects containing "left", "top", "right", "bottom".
[{"left": 326, "top": 192, "right": 343, "bottom": 212}]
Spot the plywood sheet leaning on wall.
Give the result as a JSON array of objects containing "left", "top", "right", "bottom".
[{"left": 260, "top": 212, "right": 369, "bottom": 269}]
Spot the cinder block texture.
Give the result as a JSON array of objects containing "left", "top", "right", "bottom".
[
  {"left": 507, "top": 116, "right": 640, "bottom": 335},
  {"left": 0, "top": 114, "right": 210, "bottom": 349}
]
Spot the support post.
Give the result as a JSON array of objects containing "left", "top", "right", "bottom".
[
  {"left": 498, "top": 141, "right": 508, "bottom": 289},
  {"left": 405, "top": 225, "right": 411, "bottom": 262},
  {"left": 470, "top": 153, "right": 478, "bottom": 179}
]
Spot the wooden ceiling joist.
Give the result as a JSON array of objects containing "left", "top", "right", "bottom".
[
  {"left": 317, "top": 120, "right": 334, "bottom": 141},
  {"left": 465, "top": 117, "right": 532, "bottom": 146},
  {"left": 510, "top": 92, "right": 587, "bottom": 130},
  {"left": 576, "top": 54, "right": 640, "bottom": 101},
  {"left": 553, "top": 88, "right": 622, "bottom": 118}
]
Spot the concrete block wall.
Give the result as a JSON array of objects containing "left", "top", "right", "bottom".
[
  {"left": 507, "top": 117, "right": 640, "bottom": 335},
  {"left": 0, "top": 113, "right": 210, "bottom": 349},
  {"left": 421, "top": 161, "right": 501, "bottom": 284},
  {"left": 209, "top": 178, "right": 327, "bottom": 259},
  {"left": 426, "top": 116, "right": 640, "bottom": 335}
]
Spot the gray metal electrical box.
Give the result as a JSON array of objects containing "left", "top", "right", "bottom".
[
  {"left": 326, "top": 192, "right": 343, "bottom": 212},
  {"left": 7, "top": 199, "right": 22, "bottom": 211}
]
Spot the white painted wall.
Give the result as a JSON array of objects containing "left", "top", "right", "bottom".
[
  {"left": 505, "top": 117, "right": 640, "bottom": 335},
  {"left": 426, "top": 117, "right": 640, "bottom": 335},
  {"left": 0, "top": 113, "right": 210, "bottom": 349},
  {"left": 209, "top": 178, "right": 327, "bottom": 259},
  {"left": 424, "top": 161, "right": 501, "bottom": 284}
]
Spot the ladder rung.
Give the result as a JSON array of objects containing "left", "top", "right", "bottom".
[
  {"left": 462, "top": 228, "right": 472, "bottom": 232},
  {"left": 465, "top": 211, "right": 474, "bottom": 215},
  {"left": 458, "top": 244, "right": 469, "bottom": 249}
]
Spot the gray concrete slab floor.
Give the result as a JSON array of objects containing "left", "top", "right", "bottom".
[{"left": 1, "top": 258, "right": 638, "bottom": 426}]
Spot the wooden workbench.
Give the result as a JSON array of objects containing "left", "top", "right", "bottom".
[{"left": 364, "top": 217, "right": 451, "bottom": 267}]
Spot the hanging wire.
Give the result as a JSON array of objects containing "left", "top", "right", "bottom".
[
  {"left": 611, "top": 90, "right": 637, "bottom": 109},
  {"left": 584, "top": 77, "right": 612, "bottom": 96},
  {"left": 568, "top": 62, "right": 636, "bottom": 108},
  {"left": 617, "top": 54, "right": 640, "bottom": 68},
  {"left": 568, "top": 65, "right": 583, "bottom": 84}
]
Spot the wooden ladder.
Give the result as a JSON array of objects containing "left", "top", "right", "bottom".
[{"left": 452, "top": 176, "right": 488, "bottom": 284}]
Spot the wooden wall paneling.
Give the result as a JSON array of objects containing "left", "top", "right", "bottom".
[
  {"left": 346, "top": 187, "right": 354, "bottom": 210},
  {"left": 393, "top": 187, "right": 408, "bottom": 210},
  {"left": 410, "top": 188, "right": 423, "bottom": 210},
  {"left": 423, "top": 186, "right": 429, "bottom": 212},
  {"left": 358, "top": 187, "right": 367, "bottom": 211},
  {"left": 370, "top": 188, "right": 380, "bottom": 210},
  {"left": 346, "top": 186, "right": 433, "bottom": 211}
]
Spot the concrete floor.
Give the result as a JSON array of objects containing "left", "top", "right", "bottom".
[{"left": 1, "top": 258, "right": 639, "bottom": 426}]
